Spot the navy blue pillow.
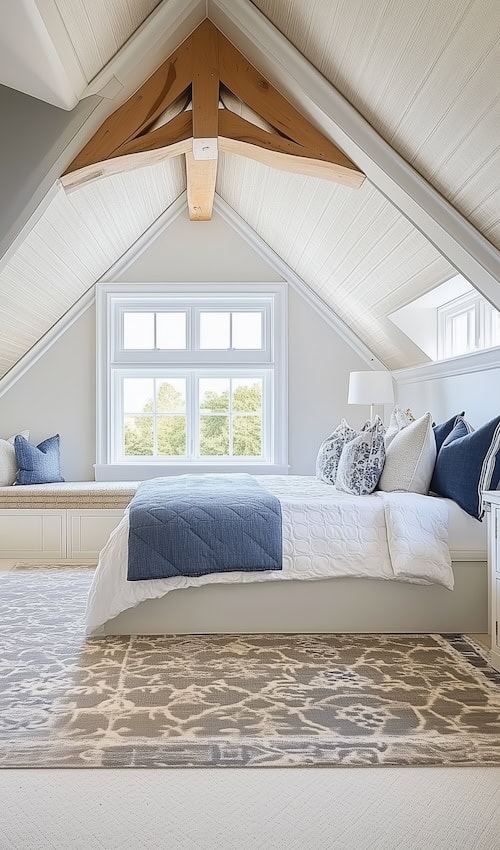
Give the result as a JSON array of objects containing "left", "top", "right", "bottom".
[
  {"left": 433, "top": 412, "right": 465, "bottom": 453},
  {"left": 15, "top": 435, "right": 64, "bottom": 485},
  {"left": 431, "top": 416, "right": 500, "bottom": 519}
]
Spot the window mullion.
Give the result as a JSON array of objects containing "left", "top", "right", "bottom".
[
  {"left": 191, "top": 373, "right": 198, "bottom": 460},
  {"left": 153, "top": 378, "right": 158, "bottom": 456}
]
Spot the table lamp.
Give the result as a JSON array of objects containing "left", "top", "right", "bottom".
[{"left": 348, "top": 371, "right": 394, "bottom": 421}]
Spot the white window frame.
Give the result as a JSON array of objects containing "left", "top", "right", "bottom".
[
  {"left": 438, "top": 290, "right": 500, "bottom": 360},
  {"left": 95, "top": 283, "right": 288, "bottom": 480}
]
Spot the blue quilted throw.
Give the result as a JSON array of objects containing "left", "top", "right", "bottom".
[{"left": 127, "top": 474, "right": 282, "bottom": 581}]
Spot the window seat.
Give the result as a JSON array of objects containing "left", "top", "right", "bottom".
[
  {"left": 0, "top": 481, "right": 139, "bottom": 510},
  {"left": 0, "top": 482, "right": 139, "bottom": 561}
]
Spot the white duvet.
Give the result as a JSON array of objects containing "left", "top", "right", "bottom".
[{"left": 86, "top": 476, "right": 455, "bottom": 635}]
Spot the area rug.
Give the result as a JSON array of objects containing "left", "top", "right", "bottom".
[{"left": 1, "top": 568, "right": 500, "bottom": 768}]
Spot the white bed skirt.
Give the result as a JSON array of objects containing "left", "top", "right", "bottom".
[{"left": 100, "top": 560, "right": 487, "bottom": 636}]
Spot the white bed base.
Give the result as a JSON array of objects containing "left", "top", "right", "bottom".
[{"left": 101, "top": 560, "right": 488, "bottom": 636}]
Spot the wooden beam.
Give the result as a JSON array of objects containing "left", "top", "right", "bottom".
[
  {"left": 216, "top": 28, "right": 360, "bottom": 175},
  {"left": 218, "top": 110, "right": 364, "bottom": 187},
  {"left": 63, "top": 35, "right": 194, "bottom": 176},
  {"left": 61, "top": 19, "right": 364, "bottom": 216},
  {"left": 188, "top": 20, "right": 219, "bottom": 219},
  {"left": 61, "top": 139, "right": 191, "bottom": 191},
  {"left": 61, "top": 112, "right": 193, "bottom": 190},
  {"left": 112, "top": 111, "right": 192, "bottom": 158},
  {"left": 186, "top": 151, "right": 217, "bottom": 220},
  {"left": 219, "top": 137, "right": 363, "bottom": 187},
  {"left": 191, "top": 19, "right": 220, "bottom": 140}
]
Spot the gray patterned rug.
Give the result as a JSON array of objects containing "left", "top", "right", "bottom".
[{"left": 1, "top": 568, "right": 500, "bottom": 768}]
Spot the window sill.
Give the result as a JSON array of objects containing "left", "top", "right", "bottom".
[{"left": 94, "top": 463, "right": 290, "bottom": 482}]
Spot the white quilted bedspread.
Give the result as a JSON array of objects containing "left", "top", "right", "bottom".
[{"left": 86, "top": 476, "right": 453, "bottom": 635}]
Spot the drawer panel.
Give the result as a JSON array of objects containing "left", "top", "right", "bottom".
[
  {"left": 0, "top": 510, "right": 65, "bottom": 559},
  {"left": 67, "top": 510, "right": 124, "bottom": 560}
]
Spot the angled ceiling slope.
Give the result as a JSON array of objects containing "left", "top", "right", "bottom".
[
  {"left": 0, "top": 0, "right": 498, "bottom": 388},
  {"left": 61, "top": 20, "right": 365, "bottom": 220}
]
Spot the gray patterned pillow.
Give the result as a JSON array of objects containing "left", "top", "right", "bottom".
[
  {"left": 336, "top": 417, "right": 386, "bottom": 495},
  {"left": 316, "top": 419, "right": 366, "bottom": 485}
]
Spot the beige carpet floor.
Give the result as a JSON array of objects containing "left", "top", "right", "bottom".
[{"left": 2, "top": 768, "right": 500, "bottom": 849}]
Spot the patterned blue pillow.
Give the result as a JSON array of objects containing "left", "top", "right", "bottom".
[
  {"left": 433, "top": 412, "right": 465, "bottom": 453},
  {"left": 15, "top": 435, "right": 64, "bottom": 485},
  {"left": 431, "top": 416, "right": 500, "bottom": 519}
]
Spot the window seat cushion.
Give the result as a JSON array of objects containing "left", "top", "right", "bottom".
[{"left": 0, "top": 481, "right": 139, "bottom": 510}]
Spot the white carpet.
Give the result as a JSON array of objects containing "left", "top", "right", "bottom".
[{"left": 1, "top": 768, "right": 500, "bottom": 849}]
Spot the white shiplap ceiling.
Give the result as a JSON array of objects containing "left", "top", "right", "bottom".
[
  {"left": 0, "top": 159, "right": 185, "bottom": 377},
  {"left": 0, "top": 0, "right": 498, "bottom": 380},
  {"left": 252, "top": 0, "right": 500, "bottom": 250},
  {"left": 216, "top": 153, "right": 455, "bottom": 369},
  {"left": 53, "top": 0, "right": 162, "bottom": 82}
]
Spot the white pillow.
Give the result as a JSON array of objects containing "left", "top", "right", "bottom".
[
  {"left": 378, "top": 413, "right": 436, "bottom": 495},
  {"left": 385, "top": 406, "right": 415, "bottom": 448},
  {"left": 336, "top": 417, "right": 386, "bottom": 496},
  {"left": 0, "top": 430, "right": 30, "bottom": 486}
]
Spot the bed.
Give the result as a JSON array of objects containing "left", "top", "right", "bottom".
[{"left": 86, "top": 475, "right": 488, "bottom": 636}]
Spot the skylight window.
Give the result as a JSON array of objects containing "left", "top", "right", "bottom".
[{"left": 388, "top": 275, "right": 500, "bottom": 362}]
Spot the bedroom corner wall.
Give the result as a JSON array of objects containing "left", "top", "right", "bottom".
[
  {"left": 395, "top": 367, "right": 500, "bottom": 428},
  {"left": 0, "top": 208, "right": 369, "bottom": 479}
]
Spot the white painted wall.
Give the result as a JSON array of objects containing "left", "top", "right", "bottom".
[
  {"left": 396, "top": 368, "right": 500, "bottom": 429},
  {"left": 117, "top": 208, "right": 284, "bottom": 283},
  {"left": 0, "top": 305, "right": 96, "bottom": 480},
  {"left": 0, "top": 208, "right": 369, "bottom": 479}
]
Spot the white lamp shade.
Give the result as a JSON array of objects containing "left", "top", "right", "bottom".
[{"left": 348, "top": 371, "right": 394, "bottom": 406}]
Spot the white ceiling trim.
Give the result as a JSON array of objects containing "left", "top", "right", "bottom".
[
  {"left": 0, "top": 191, "right": 186, "bottom": 401},
  {"left": 83, "top": 0, "right": 205, "bottom": 98},
  {"left": 212, "top": 194, "right": 384, "bottom": 370},
  {"left": 392, "top": 344, "right": 500, "bottom": 385},
  {"left": 208, "top": 0, "right": 500, "bottom": 310}
]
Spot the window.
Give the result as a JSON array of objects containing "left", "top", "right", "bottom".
[
  {"left": 96, "top": 285, "right": 287, "bottom": 477},
  {"left": 388, "top": 275, "right": 500, "bottom": 363},
  {"left": 438, "top": 291, "right": 500, "bottom": 359}
]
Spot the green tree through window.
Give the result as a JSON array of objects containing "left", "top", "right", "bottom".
[{"left": 124, "top": 380, "right": 262, "bottom": 457}]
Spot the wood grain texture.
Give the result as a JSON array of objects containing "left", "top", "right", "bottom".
[
  {"left": 186, "top": 152, "right": 217, "bottom": 220},
  {"left": 64, "top": 19, "right": 363, "bottom": 195},
  {"left": 191, "top": 19, "right": 220, "bottom": 140},
  {"left": 217, "top": 28, "right": 358, "bottom": 172},
  {"left": 219, "top": 111, "right": 364, "bottom": 187},
  {"left": 63, "top": 35, "right": 194, "bottom": 176}
]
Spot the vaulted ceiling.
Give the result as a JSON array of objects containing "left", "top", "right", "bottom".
[{"left": 0, "top": 0, "right": 498, "bottom": 380}]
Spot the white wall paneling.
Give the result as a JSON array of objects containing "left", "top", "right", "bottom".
[
  {"left": 0, "top": 510, "right": 65, "bottom": 559},
  {"left": 67, "top": 510, "right": 124, "bottom": 559}
]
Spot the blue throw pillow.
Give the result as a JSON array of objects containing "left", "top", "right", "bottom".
[
  {"left": 431, "top": 416, "right": 500, "bottom": 519},
  {"left": 433, "top": 412, "right": 465, "bottom": 453},
  {"left": 15, "top": 435, "right": 64, "bottom": 485}
]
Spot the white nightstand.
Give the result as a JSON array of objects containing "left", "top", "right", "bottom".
[{"left": 483, "top": 491, "right": 500, "bottom": 673}]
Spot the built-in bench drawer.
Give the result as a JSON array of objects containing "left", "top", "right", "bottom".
[
  {"left": 0, "top": 508, "right": 124, "bottom": 561},
  {"left": 67, "top": 510, "right": 124, "bottom": 559},
  {"left": 0, "top": 510, "right": 66, "bottom": 559}
]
